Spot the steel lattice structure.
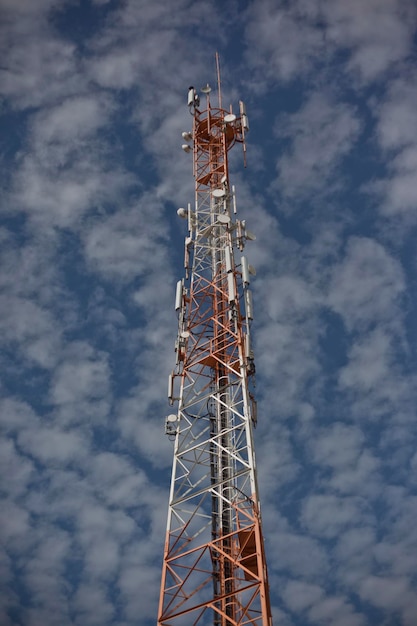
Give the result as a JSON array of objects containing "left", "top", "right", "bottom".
[{"left": 158, "top": 58, "right": 272, "bottom": 626}]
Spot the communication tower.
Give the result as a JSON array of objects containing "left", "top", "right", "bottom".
[{"left": 158, "top": 55, "right": 272, "bottom": 626}]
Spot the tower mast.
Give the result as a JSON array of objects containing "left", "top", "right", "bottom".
[{"left": 158, "top": 57, "right": 272, "bottom": 626}]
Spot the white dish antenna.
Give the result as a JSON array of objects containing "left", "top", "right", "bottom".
[
  {"left": 212, "top": 188, "right": 226, "bottom": 198},
  {"left": 177, "top": 207, "right": 188, "bottom": 218},
  {"left": 224, "top": 113, "right": 236, "bottom": 124}
]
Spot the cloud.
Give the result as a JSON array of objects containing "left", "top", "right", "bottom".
[
  {"left": 0, "top": 294, "right": 62, "bottom": 368},
  {"left": 72, "top": 583, "right": 115, "bottom": 625},
  {"left": 308, "top": 422, "right": 381, "bottom": 497},
  {"left": 257, "top": 424, "right": 301, "bottom": 494},
  {"left": 322, "top": 0, "right": 416, "bottom": 81},
  {"left": 359, "top": 575, "right": 417, "bottom": 626},
  {"left": 83, "top": 199, "right": 168, "bottom": 282},
  {"left": 274, "top": 90, "right": 361, "bottom": 202},
  {"left": 0, "top": 500, "right": 31, "bottom": 550},
  {"left": 337, "top": 326, "right": 417, "bottom": 426},
  {"left": 19, "top": 425, "right": 89, "bottom": 465},
  {"left": 2, "top": 1, "right": 417, "bottom": 625},
  {"left": 0, "top": 18, "right": 84, "bottom": 110},
  {"left": 335, "top": 526, "right": 376, "bottom": 584},
  {"left": 308, "top": 595, "right": 366, "bottom": 626},
  {"left": 282, "top": 579, "right": 324, "bottom": 613},
  {"left": 244, "top": 0, "right": 416, "bottom": 86},
  {"left": 268, "top": 529, "right": 329, "bottom": 579},
  {"left": 11, "top": 108, "right": 133, "bottom": 229},
  {"left": 31, "top": 94, "right": 114, "bottom": 147},
  {"left": 244, "top": 0, "right": 325, "bottom": 85},
  {"left": 328, "top": 236, "right": 405, "bottom": 332},
  {"left": 368, "top": 74, "right": 417, "bottom": 219},
  {"left": 301, "top": 494, "right": 373, "bottom": 539}
]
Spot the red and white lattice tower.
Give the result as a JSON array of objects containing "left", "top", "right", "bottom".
[{"left": 158, "top": 56, "right": 273, "bottom": 626}]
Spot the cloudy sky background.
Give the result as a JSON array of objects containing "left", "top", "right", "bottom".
[{"left": 1, "top": 0, "right": 417, "bottom": 624}]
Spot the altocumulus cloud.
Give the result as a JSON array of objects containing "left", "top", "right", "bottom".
[{"left": 1, "top": 1, "right": 417, "bottom": 625}]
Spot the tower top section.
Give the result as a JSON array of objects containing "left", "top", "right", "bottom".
[{"left": 183, "top": 53, "right": 249, "bottom": 164}]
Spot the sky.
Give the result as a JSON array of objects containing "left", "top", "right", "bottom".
[{"left": 1, "top": 0, "right": 417, "bottom": 625}]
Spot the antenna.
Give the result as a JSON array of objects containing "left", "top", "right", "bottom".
[{"left": 216, "top": 51, "right": 222, "bottom": 110}]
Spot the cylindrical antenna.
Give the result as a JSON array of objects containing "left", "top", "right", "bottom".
[
  {"left": 175, "top": 280, "right": 183, "bottom": 311},
  {"left": 216, "top": 51, "right": 222, "bottom": 110}
]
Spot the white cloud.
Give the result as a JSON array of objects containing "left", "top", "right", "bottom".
[
  {"left": 0, "top": 501, "right": 31, "bottom": 549},
  {"left": 301, "top": 494, "right": 372, "bottom": 539},
  {"left": 0, "top": 295, "right": 61, "bottom": 368},
  {"left": 2, "top": 1, "right": 417, "bottom": 625},
  {"left": 308, "top": 422, "right": 381, "bottom": 496},
  {"left": 322, "top": 0, "right": 416, "bottom": 81},
  {"left": 86, "top": 0, "right": 217, "bottom": 94},
  {"left": 268, "top": 530, "right": 329, "bottom": 579},
  {"left": 23, "top": 528, "right": 73, "bottom": 625},
  {"left": 83, "top": 200, "right": 168, "bottom": 282},
  {"left": 335, "top": 526, "right": 376, "bottom": 585},
  {"left": 308, "top": 595, "right": 366, "bottom": 626},
  {"left": 51, "top": 345, "right": 110, "bottom": 404},
  {"left": 337, "top": 326, "right": 417, "bottom": 426},
  {"left": 339, "top": 329, "right": 392, "bottom": 391},
  {"left": 12, "top": 150, "right": 133, "bottom": 230},
  {"left": 359, "top": 575, "right": 417, "bottom": 625},
  {"left": 274, "top": 91, "right": 361, "bottom": 201},
  {"left": 31, "top": 94, "right": 114, "bottom": 147},
  {"left": 0, "top": 0, "right": 63, "bottom": 14},
  {"left": 117, "top": 387, "right": 173, "bottom": 469},
  {"left": 256, "top": 316, "right": 320, "bottom": 418},
  {"left": 87, "top": 49, "right": 141, "bottom": 90},
  {"left": 254, "top": 272, "right": 322, "bottom": 425},
  {"left": 73, "top": 583, "right": 115, "bottom": 625},
  {"left": 244, "top": 0, "right": 324, "bottom": 84},
  {"left": 370, "top": 75, "right": 417, "bottom": 218},
  {"left": 310, "top": 422, "right": 364, "bottom": 467},
  {"left": 244, "top": 0, "right": 416, "bottom": 85},
  {"left": 282, "top": 579, "right": 324, "bottom": 612},
  {"left": 0, "top": 437, "right": 34, "bottom": 497},
  {"left": 47, "top": 341, "right": 111, "bottom": 426},
  {"left": 118, "top": 563, "right": 161, "bottom": 622},
  {"left": 262, "top": 275, "right": 317, "bottom": 322},
  {"left": 257, "top": 425, "right": 300, "bottom": 494},
  {"left": 328, "top": 236, "right": 405, "bottom": 332},
  {"left": 376, "top": 84, "right": 417, "bottom": 152},
  {"left": 0, "top": 397, "right": 39, "bottom": 434},
  {"left": 0, "top": 24, "right": 84, "bottom": 109},
  {"left": 18, "top": 425, "right": 89, "bottom": 465}
]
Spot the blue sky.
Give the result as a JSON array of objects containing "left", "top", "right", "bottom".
[{"left": 1, "top": 1, "right": 417, "bottom": 625}]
